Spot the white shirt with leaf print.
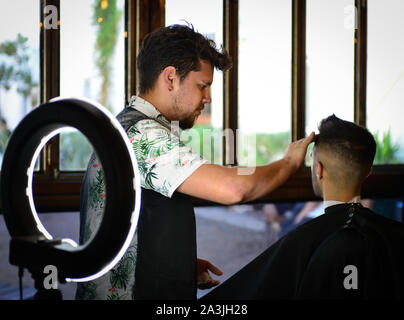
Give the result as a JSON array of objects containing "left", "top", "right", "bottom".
[{"left": 76, "top": 96, "right": 208, "bottom": 300}]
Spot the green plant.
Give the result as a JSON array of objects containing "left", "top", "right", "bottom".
[
  {"left": 60, "top": 131, "right": 93, "bottom": 170},
  {"left": 92, "top": 0, "right": 122, "bottom": 111},
  {"left": 239, "top": 131, "right": 290, "bottom": 166},
  {"left": 183, "top": 124, "right": 223, "bottom": 164},
  {"left": 181, "top": 126, "right": 291, "bottom": 166},
  {"left": 0, "top": 33, "right": 38, "bottom": 114},
  {"left": 59, "top": 1, "right": 123, "bottom": 170},
  {"left": 373, "top": 129, "right": 402, "bottom": 164}
]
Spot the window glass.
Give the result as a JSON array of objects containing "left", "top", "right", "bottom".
[
  {"left": 306, "top": 0, "right": 355, "bottom": 134},
  {"left": 60, "top": 0, "right": 125, "bottom": 170},
  {"left": 195, "top": 202, "right": 279, "bottom": 298},
  {"left": 367, "top": 0, "right": 404, "bottom": 164},
  {"left": 238, "top": 0, "right": 292, "bottom": 167},
  {"left": 0, "top": 0, "right": 40, "bottom": 167},
  {"left": 166, "top": 0, "right": 224, "bottom": 164},
  {"left": 366, "top": 198, "right": 403, "bottom": 222}
]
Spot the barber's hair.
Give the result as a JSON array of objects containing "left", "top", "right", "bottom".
[
  {"left": 136, "top": 23, "right": 232, "bottom": 94},
  {"left": 315, "top": 114, "right": 376, "bottom": 168}
]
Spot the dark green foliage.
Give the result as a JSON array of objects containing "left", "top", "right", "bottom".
[
  {"left": 373, "top": 129, "right": 402, "bottom": 164},
  {"left": 0, "top": 33, "right": 38, "bottom": 109},
  {"left": 89, "top": 168, "right": 105, "bottom": 210},
  {"left": 59, "top": 131, "right": 93, "bottom": 170},
  {"left": 186, "top": 124, "right": 290, "bottom": 166},
  {"left": 92, "top": 0, "right": 122, "bottom": 110},
  {"left": 110, "top": 247, "right": 136, "bottom": 289}
]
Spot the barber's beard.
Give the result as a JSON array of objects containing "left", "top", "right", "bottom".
[
  {"left": 173, "top": 109, "right": 193, "bottom": 130},
  {"left": 173, "top": 96, "right": 201, "bottom": 130},
  {"left": 180, "top": 112, "right": 200, "bottom": 130}
]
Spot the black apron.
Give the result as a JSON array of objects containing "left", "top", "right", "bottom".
[
  {"left": 116, "top": 107, "right": 197, "bottom": 300},
  {"left": 79, "top": 107, "right": 197, "bottom": 300}
]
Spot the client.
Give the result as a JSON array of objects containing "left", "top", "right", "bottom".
[{"left": 204, "top": 114, "right": 404, "bottom": 299}]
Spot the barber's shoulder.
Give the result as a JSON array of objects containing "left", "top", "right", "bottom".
[{"left": 127, "top": 118, "right": 173, "bottom": 137}]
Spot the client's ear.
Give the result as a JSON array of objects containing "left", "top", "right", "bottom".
[{"left": 316, "top": 161, "right": 324, "bottom": 179}]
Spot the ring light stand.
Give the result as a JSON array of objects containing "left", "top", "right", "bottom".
[{"left": 0, "top": 98, "right": 141, "bottom": 299}]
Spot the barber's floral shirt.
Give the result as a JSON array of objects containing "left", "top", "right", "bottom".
[{"left": 76, "top": 96, "right": 207, "bottom": 300}]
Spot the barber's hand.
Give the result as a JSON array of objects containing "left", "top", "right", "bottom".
[
  {"left": 283, "top": 132, "right": 315, "bottom": 171},
  {"left": 197, "top": 258, "right": 223, "bottom": 290}
]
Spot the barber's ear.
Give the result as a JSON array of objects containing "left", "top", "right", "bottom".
[
  {"left": 316, "top": 161, "right": 324, "bottom": 179},
  {"left": 162, "top": 66, "right": 177, "bottom": 92}
]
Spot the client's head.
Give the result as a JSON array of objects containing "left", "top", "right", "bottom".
[{"left": 311, "top": 115, "right": 376, "bottom": 199}]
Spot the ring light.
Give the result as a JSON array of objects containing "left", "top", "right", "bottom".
[{"left": 0, "top": 97, "right": 141, "bottom": 284}]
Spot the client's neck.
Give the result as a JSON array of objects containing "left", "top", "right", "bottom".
[{"left": 322, "top": 181, "right": 361, "bottom": 203}]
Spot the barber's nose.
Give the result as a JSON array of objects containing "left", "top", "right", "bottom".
[{"left": 202, "top": 88, "right": 212, "bottom": 104}]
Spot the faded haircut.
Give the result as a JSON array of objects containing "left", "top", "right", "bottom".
[{"left": 314, "top": 114, "right": 376, "bottom": 176}]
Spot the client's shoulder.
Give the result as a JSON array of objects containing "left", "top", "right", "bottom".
[
  {"left": 359, "top": 206, "right": 404, "bottom": 237},
  {"left": 278, "top": 209, "right": 342, "bottom": 247}
]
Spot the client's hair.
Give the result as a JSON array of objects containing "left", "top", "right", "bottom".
[{"left": 314, "top": 115, "right": 376, "bottom": 182}]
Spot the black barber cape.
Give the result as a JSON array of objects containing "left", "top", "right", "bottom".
[{"left": 203, "top": 203, "right": 404, "bottom": 299}]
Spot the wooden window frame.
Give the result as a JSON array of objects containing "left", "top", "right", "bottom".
[
  {"left": 33, "top": 0, "right": 166, "bottom": 212},
  {"left": 28, "top": 0, "right": 404, "bottom": 216}
]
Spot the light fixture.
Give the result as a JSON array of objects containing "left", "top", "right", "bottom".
[
  {"left": 0, "top": 97, "right": 141, "bottom": 290},
  {"left": 101, "top": 0, "right": 109, "bottom": 10}
]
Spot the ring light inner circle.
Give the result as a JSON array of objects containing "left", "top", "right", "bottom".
[{"left": 27, "top": 127, "right": 75, "bottom": 242}]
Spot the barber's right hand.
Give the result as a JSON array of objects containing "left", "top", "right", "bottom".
[
  {"left": 197, "top": 259, "right": 223, "bottom": 290},
  {"left": 283, "top": 132, "right": 315, "bottom": 171}
]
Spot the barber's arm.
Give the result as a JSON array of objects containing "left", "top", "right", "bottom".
[{"left": 177, "top": 132, "right": 315, "bottom": 205}]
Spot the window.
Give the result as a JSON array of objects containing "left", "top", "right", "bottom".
[
  {"left": 0, "top": 0, "right": 40, "bottom": 167},
  {"left": 367, "top": 198, "right": 403, "bottom": 222},
  {"left": 195, "top": 202, "right": 279, "bottom": 298},
  {"left": 306, "top": 0, "right": 355, "bottom": 134},
  {"left": 238, "top": 0, "right": 292, "bottom": 167},
  {"left": 59, "top": 0, "right": 125, "bottom": 170},
  {"left": 165, "top": 0, "right": 224, "bottom": 164},
  {"left": 10, "top": 0, "right": 400, "bottom": 214},
  {"left": 303, "top": 0, "right": 355, "bottom": 166},
  {"left": 367, "top": 0, "right": 404, "bottom": 164}
]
